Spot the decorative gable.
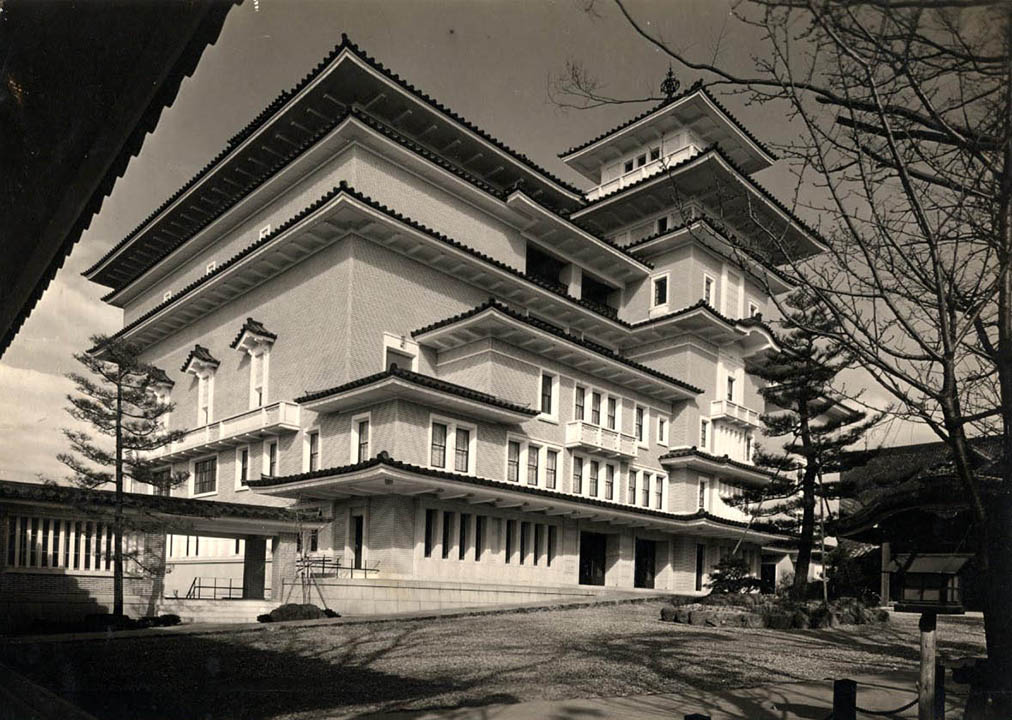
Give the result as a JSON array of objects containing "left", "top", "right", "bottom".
[
  {"left": 180, "top": 344, "right": 220, "bottom": 375},
  {"left": 229, "top": 318, "right": 277, "bottom": 355}
]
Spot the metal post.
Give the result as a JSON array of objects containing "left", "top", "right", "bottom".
[
  {"left": 833, "top": 679, "right": 857, "bottom": 720},
  {"left": 919, "top": 611, "right": 937, "bottom": 720}
]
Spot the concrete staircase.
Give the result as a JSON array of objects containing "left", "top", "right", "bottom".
[{"left": 157, "top": 598, "right": 273, "bottom": 624}]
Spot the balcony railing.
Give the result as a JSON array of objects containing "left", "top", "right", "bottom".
[
  {"left": 586, "top": 145, "right": 703, "bottom": 201},
  {"left": 157, "top": 401, "right": 301, "bottom": 459},
  {"left": 564, "top": 420, "right": 638, "bottom": 458},
  {"left": 709, "top": 399, "right": 761, "bottom": 428}
]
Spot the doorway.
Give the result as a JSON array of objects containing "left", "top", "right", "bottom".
[
  {"left": 761, "top": 562, "right": 777, "bottom": 593},
  {"left": 579, "top": 532, "right": 607, "bottom": 586},
  {"left": 634, "top": 538, "right": 656, "bottom": 589},
  {"left": 352, "top": 515, "right": 364, "bottom": 570}
]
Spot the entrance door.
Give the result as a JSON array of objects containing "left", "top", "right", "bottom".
[
  {"left": 761, "top": 562, "right": 777, "bottom": 593},
  {"left": 634, "top": 538, "right": 656, "bottom": 589},
  {"left": 579, "top": 532, "right": 607, "bottom": 586},
  {"left": 352, "top": 515, "right": 364, "bottom": 570}
]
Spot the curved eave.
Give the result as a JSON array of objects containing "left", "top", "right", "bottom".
[
  {"left": 505, "top": 190, "right": 651, "bottom": 284},
  {"left": 624, "top": 302, "right": 778, "bottom": 357},
  {"left": 660, "top": 449, "right": 774, "bottom": 486},
  {"left": 627, "top": 220, "right": 795, "bottom": 296},
  {"left": 106, "top": 186, "right": 633, "bottom": 350},
  {"left": 85, "top": 42, "right": 584, "bottom": 290},
  {"left": 561, "top": 90, "right": 776, "bottom": 183},
  {"left": 249, "top": 459, "right": 788, "bottom": 543},
  {"left": 571, "top": 149, "right": 827, "bottom": 261},
  {"left": 412, "top": 304, "right": 701, "bottom": 403},
  {"left": 298, "top": 375, "right": 537, "bottom": 424}
]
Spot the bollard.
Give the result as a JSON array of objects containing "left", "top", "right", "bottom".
[
  {"left": 833, "top": 678, "right": 857, "bottom": 720},
  {"left": 934, "top": 661, "right": 946, "bottom": 719},
  {"left": 685, "top": 715, "right": 711, "bottom": 720}
]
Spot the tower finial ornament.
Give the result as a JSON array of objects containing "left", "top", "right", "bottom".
[{"left": 661, "top": 65, "right": 680, "bottom": 99}]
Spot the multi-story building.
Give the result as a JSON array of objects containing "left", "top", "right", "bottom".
[{"left": 83, "top": 37, "right": 825, "bottom": 606}]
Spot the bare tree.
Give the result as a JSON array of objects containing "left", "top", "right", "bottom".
[{"left": 560, "top": 1, "right": 1011, "bottom": 712}]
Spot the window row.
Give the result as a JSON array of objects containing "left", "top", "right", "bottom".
[
  {"left": 422, "top": 511, "right": 559, "bottom": 568},
  {"left": 572, "top": 384, "right": 668, "bottom": 446},
  {"left": 650, "top": 272, "right": 763, "bottom": 320},
  {"left": 506, "top": 438, "right": 560, "bottom": 489},
  {"left": 572, "top": 455, "right": 667, "bottom": 510},
  {"left": 4, "top": 515, "right": 140, "bottom": 574}
]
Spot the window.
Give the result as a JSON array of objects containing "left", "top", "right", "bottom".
[
  {"left": 5, "top": 515, "right": 119, "bottom": 573},
  {"left": 505, "top": 519, "right": 515, "bottom": 563},
  {"left": 635, "top": 406, "right": 646, "bottom": 443},
  {"left": 650, "top": 146, "right": 660, "bottom": 161},
  {"left": 547, "top": 525, "right": 557, "bottom": 567},
  {"left": 475, "top": 516, "right": 486, "bottom": 561},
  {"left": 629, "top": 470, "right": 638, "bottom": 505},
  {"left": 383, "top": 333, "right": 419, "bottom": 372},
  {"left": 657, "top": 417, "right": 668, "bottom": 445},
  {"left": 507, "top": 441, "right": 521, "bottom": 482},
  {"left": 700, "top": 419, "right": 709, "bottom": 450},
  {"left": 205, "top": 260, "right": 216, "bottom": 274},
  {"left": 589, "top": 461, "right": 599, "bottom": 497},
  {"left": 575, "top": 386, "right": 586, "bottom": 421},
  {"left": 636, "top": 153, "right": 647, "bottom": 167},
  {"left": 655, "top": 474, "right": 664, "bottom": 509},
  {"left": 656, "top": 216, "right": 668, "bottom": 234},
  {"left": 539, "top": 371, "right": 557, "bottom": 419},
  {"left": 454, "top": 427, "right": 470, "bottom": 473},
  {"left": 196, "top": 374, "right": 214, "bottom": 425},
  {"left": 267, "top": 441, "right": 278, "bottom": 476},
  {"left": 356, "top": 419, "right": 370, "bottom": 462},
  {"left": 442, "top": 512, "right": 453, "bottom": 559},
  {"left": 431, "top": 417, "right": 475, "bottom": 473},
  {"left": 572, "top": 455, "right": 583, "bottom": 494},
  {"left": 641, "top": 472, "right": 650, "bottom": 507},
  {"left": 458, "top": 514, "right": 470, "bottom": 560},
  {"left": 519, "top": 521, "right": 529, "bottom": 564},
  {"left": 527, "top": 444, "right": 540, "bottom": 485},
  {"left": 604, "top": 464, "right": 615, "bottom": 500},
  {"left": 703, "top": 275, "right": 714, "bottom": 305},
  {"left": 748, "top": 301, "right": 760, "bottom": 318},
  {"left": 236, "top": 447, "right": 250, "bottom": 488},
  {"left": 698, "top": 479, "right": 708, "bottom": 510},
  {"left": 431, "top": 423, "right": 448, "bottom": 468},
  {"left": 259, "top": 224, "right": 272, "bottom": 240},
  {"left": 624, "top": 159, "right": 634, "bottom": 173},
  {"left": 162, "top": 290, "right": 172, "bottom": 302},
  {"left": 193, "top": 457, "right": 217, "bottom": 495},
  {"left": 695, "top": 543, "right": 706, "bottom": 591},
  {"left": 606, "top": 397, "right": 617, "bottom": 430},
  {"left": 534, "top": 524, "right": 544, "bottom": 566},
  {"left": 248, "top": 350, "right": 269, "bottom": 409},
  {"left": 424, "top": 509, "right": 437, "bottom": 557},
  {"left": 726, "top": 376, "right": 735, "bottom": 402},
  {"left": 308, "top": 432, "right": 320, "bottom": 471},
  {"left": 591, "top": 392, "right": 601, "bottom": 425},
  {"left": 545, "top": 450, "right": 558, "bottom": 490},
  {"left": 653, "top": 276, "right": 668, "bottom": 307},
  {"left": 746, "top": 435, "right": 753, "bottom": 461}
]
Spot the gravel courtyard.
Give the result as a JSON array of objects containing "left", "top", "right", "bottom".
[{"left": 3, "top": 602, "right": 987, "bottom": 720}]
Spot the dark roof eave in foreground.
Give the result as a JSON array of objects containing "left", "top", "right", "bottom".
[{"left": 248, "top": 454, "right": 790, "bottom": 538}]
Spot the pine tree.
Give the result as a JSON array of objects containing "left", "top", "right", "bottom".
[
  {"left": 58, "top": 334, "right": 189, "bottom": 616},
  {"left": 736, "top": 291, "right": 880, "bottom": 597}
]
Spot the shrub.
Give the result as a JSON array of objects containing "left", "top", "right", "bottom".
[
  {"left": 257, "top": 613, "right": 273, "bottom": 623},
  {"left": 323, "top": 608, "right": 341, "bottom": 618},
  {"left": 268, "top": 603, "right": 326, "bottom": 622},
  {"left": 707, "top": 556, "right": 763, "bottom": 594},
  {"left": 158, "top": 613, "right": 182, "bottom": 626}
]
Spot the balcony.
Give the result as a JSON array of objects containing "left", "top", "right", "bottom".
[
  {"left": 586, "top": 145, "right": 702, "bottom": 201},
  {"left": 157, "top": 401, "right": 301, "bottom": 460},
  {"left": 709, "top": 399, "right": 761, "bottom": 428},
  {"left": 564, "top": 420, "right": 638, "bottom": 459}
]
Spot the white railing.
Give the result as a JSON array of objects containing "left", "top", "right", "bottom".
[
  {"left": 587, "top": 145, "right": 703, "bottom": 201},
  {"left": 564, "top": 420, "right": 638, "bottom": 458},
  {"left": 158, "top": 401, "right": 301, "bottom": 459},
  {"left": 709, "top": 399, "right": 761, "bottom": 428}
]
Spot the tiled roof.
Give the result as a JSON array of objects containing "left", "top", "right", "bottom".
[
  {"left": 559, "top": 82, "right": 777, "bottom": 162},
  {"left": 102, "top": 183, "right": 629, "bottom": 349},
  {"left": 624, "top": 215, "right": 796, "bottom": 287},
  {"left": 630, "top": 298, "right": 778, "bottom": 339},
  {"left": 148, "top": 366, "right": 174, "bottom": 387},
  {"left": 577, "top": 145, "right": 827, "bottom": 250},
  {"left": 229, "top": 318, "right": 277, "bottom": 349},
  {"left": 412, "top": 299, "right": 703, "bottom": 395},
  {"left": 86, "top": 35, "right": 585, "bottom": 289},
  {"left": 296, "top": 366, "right": 538, "bottom": 416},
  {"left": 248, "top": 453, "right": 789, "bottom": 536},
  {"left": 660, "top": 447, "right": 777, "bottom": 478},
  {"left": 180, "top": 344, "right": 220, "bottom": 373},
  {"left": 0, "top": 480, "right": 303, "bottom": 523}
]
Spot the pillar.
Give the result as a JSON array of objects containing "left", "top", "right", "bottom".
[
  {"left": 242, "top": 536, "right": 267, "bottom": 600},
  {"left": 270, "top": 533, "right": 299, "bottom": 604}
]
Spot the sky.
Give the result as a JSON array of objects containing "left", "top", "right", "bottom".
[{"left": 0, "top": 0, "right": 934, "bottom": 483}]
